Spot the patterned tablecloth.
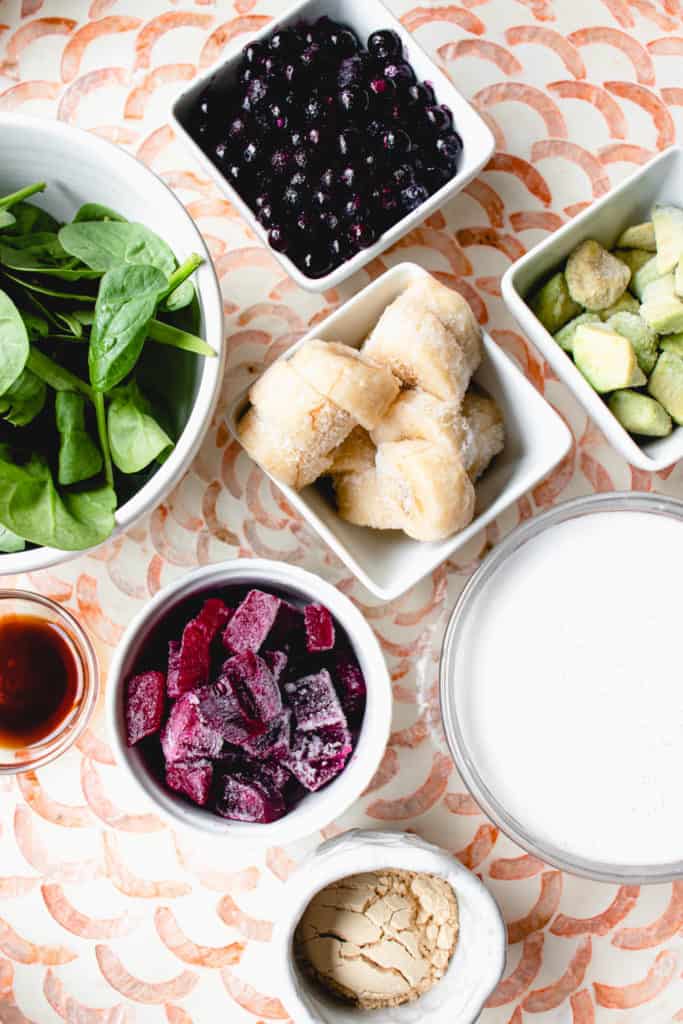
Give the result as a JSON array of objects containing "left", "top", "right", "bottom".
[{"left": 1, "top": 0, "right": 682, "bottom": 1021}]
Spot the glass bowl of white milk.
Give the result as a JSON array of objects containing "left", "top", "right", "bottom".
[{"left": 440, "top": 492, "right": 683, "bottom": 884}]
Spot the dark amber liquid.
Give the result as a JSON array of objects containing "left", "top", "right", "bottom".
[{"left": 0, "top": 615, "right": 79, "bottom": 748}]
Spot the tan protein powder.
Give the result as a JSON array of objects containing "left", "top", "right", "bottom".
[{"left": 294, "top": 868, "right": 459, "bottom": 1009}]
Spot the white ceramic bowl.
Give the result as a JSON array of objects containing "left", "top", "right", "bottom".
[
  {"left": 273, "top": 829, "right": 507, "bottom": 1024},
  {"left": 107, "top": 559, "right": 392, "bottom": 844},
  {"left": 228, "top": 263, "right": 572, "bottom": 600},
  {"left": 0, "top": 113, "right": 225, "bottom": 575},
  {"left": 171, "top": 0, "right": 495, "bottom": 293},
  {"left": 502, "top": 145, "right": 683, "bottom": 472}
]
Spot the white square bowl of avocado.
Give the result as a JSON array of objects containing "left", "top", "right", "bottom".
[{"left": 502, "top": 145, "right": 683, "bottom": 472}]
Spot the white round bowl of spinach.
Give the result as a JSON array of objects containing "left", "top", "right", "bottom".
[{"left": 0, "top": 114, "right": 225, "bottom": 574}]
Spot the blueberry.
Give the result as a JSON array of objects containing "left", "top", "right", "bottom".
[
  {"left": 270, "top": 148, "right": 293, "bottom": 175},
  {"left": 269, "top": 28, "right": 298, "bottom": 55},
  {"left": 436, "top": 131, "right": 463, "bottom": 166},
  {"left": 338, "top": 54, "right": 367, "bottom": 89},
  {"left": 254, "top": 193, "right": 269, "bottom": 210},
  {"left": 243, "top": 141, "right": 260, "bottom": 164},
  {"left": 339, "top": 86, "right": 369, "bottom": 117},
  {"left": 302, "top": 246, "right": 333, "bottom": 277},
  {"left": 313, "top": 188, "right": 331, "bottom": 209},
  {"left": 304, "top": 95, "right": 326, "bottom": 123},
  {"left": 339, "top": 165, "right": 358, "bottom": 189},
  {"left": 282, "top": 183, "right": 305, "bottom": 213},
  {"left": 295, "top": 210, "right": 314, "bottom": 233},
  {"left": 338, "top": 128, "right": 363, "bottom": 158},
  {"left": 408, "top": 81, "right": 436, "bottom": 107},
  {"left": 400, "top": 182, "right": 429, "bottom": 211},
  {"left": 392, "top": 163, "right": 414, "bottom": 188},
  {"left": 246, "top": 77, "right": 268, "bottom": 106},
  {"left": 228, "top": 115, "right": 248, "bottom": 140},
  {"left": 262, "top": 55, "right": 283, "bottom": 78},
  {"left": 343, "top": 194, "right": 363, "bottom": 219},
  {"left": 293, "top": 147, "right": 311, "bottom": 171},
  {"left": 243, "top": 41, "right": 266, "bottom": 65},
  {"left": 368, "top": 29, "right": 402, "bottom": 61},
  {"left": 370, "top": 76, "right": 394, "bottom": 98},
  {"left": 319, "top": 209, "right": 341, "bottom": 234},
  {"left": 384, "top": 61, "right": 415, "bottom": 87},
  {"left": 257, "top": 201, "right": 274, "bottom": 226},
  {"left": 301, "top": 43, "right": 322, "bottom": 72},
  {"left": 268, "top": 225, "right": 289, "bottom": 252},
  {"left": 382, "top": 128, "right": 411, "bottom": 156},
  {"left": 319, "top": 166, "right": 336, "bottom": 189},
  {"left": 348, "top": 221, "right": 377, "bottom": 249},
  {"left": 425, "top": 104, "right": 453, "bottom": 133}
]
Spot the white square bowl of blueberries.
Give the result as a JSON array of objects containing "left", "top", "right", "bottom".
[{"left": 171, "top": 0, "right": 495, "bottom": 291}]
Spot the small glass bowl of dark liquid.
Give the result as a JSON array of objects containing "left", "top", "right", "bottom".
[{"left": 0, "top": 590, "right": 98, "bottom": 773}]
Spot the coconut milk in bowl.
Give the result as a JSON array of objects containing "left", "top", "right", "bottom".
[{"left": 440, "top": 492, "right": 683, "bottom": 882}]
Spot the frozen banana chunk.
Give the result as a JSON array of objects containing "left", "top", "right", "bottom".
[
  {"left": 333, "top": 468, "right": 404, "bottom": 530},
  {"left": 328, "top": 427, "right": 376, "bottom": 475},
  {"left": 370, "top": 388, "right": 463, "bottom": 451},
  {"left": 461, "top": 391, "right": 505, "bottom": 480},
  {"left": 565, "top": 240, "right": 631, "bottom": 311},
  {"left": 288, "top": 339, "right": 400, "bottom": 430},
  {"left": 240, "top": 360, "right": 354, "bottom": 489},
  {"left": 365, "top": 310, "right": 473, "bottom": 403},
  {"left": 376, "top": 440, "right": 476, "bottom": 542},
  {"left": 615, "top": 222, "right": 656, "bottom": 251},
  {"left": 364, "top": 277, "right": 481, "bottom": 401}
]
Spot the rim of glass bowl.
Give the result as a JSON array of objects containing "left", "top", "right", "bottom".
[
  {"left": 440, "top": 491, "right": 683, "bottom": 885},
  {"left": 0, "top": 589, "right": 99, "bottom": 774}
]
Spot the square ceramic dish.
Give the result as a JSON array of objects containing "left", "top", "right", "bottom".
[
  {"left": 502, "top": 146, "right": 683, "bottom": 472},
  {"left": 171, "top": 0, "right": 495, "bottom": 293},
  {"left": 227, "top": 262, "right": 572, "bottom": 601}
]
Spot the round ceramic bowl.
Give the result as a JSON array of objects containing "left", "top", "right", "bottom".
[
  {"left": 0, "top": 590, "right": 98, "bottom": 774},
  {"left": 107, "top": 559, "right": 392, "bottom": 844},
  {"left": 273, "top": 829, "right": 506, "bottom": 1024},
  {"left": 0, "top": 113, "right": 224, "bottom": 576},
  {"left": 440, "top": 491, "right": 683, "bottom": 885}
]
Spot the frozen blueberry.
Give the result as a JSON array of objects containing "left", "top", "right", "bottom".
[{"left": 368, "top": 29, "right": 402, "bottom": 61}]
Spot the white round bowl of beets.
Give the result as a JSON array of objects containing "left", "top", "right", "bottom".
[
  {"left": 107, "top": 559, "right": 392, "bottom": 841},
  {"left": 172, "top": 5, "right": 494, "bottom": 291}
]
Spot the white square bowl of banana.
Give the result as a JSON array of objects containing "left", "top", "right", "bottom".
[
  {"left": 502, "top": 145, "right": 683, "bottom": 472},
  {"left": 229, "top": 263, "right": 572, "bottom": 600}
]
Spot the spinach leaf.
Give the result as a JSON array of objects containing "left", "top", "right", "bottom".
[
  {"left": 0, "top": 525, "right": 25, "bottom": 553},
  {"left": 21, "top": 312, "right": 49, "bottom": 339},
  {"left": 0, "top": 236, "right": 100, "bottom": 280},
  {"left": 55, "top": 391, "right": 102, "bottom": 485},
  {"left": 2, "top": 200, "right": 59, "bottom": 237},
  {"left": 73, "top": 309, "right": 94, "bottom": 325},
  {"left": 147, "top": 317, "right": 216, "bottom": 357},
  {"left": 0, "top": 452, "right": 115, "bottom": 551},
  {"left": 55, "top": 311, "right": 83, "bottom": 338},
  {"left": 89, "top": 263, "right": 167, "bottom": 392},
  {"left": 27, "top": 349, "right": 93, "bottom": 399},
  {"left": 0, "top": 369, "right": 46, "bottom": 427},
  {"left": 0, "top": 211, "right": 16, "bottom": 231},
  {"left": 0, "top": 289, "right": 29, "bottom": 395},
  {"left": 161, "top": 278, "right": 195, "bottom": 312},
  {"left": 59, "top": 221, "right": 175, "bottom": 277},
  {"left": 0, "top": 270, "right": 96, "bottom": 303},
  {"left": 108, "top": 380, "right": 172, "bottom": 474},
  {"left": 0, "top": 182, "right": 46, "bottom": 210},
  {"left": 73, "top": 203, "right": 127, "bottom": 224}
]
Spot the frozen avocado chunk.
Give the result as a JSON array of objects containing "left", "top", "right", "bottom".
[
  {"left": 607, "top": 311, "right": 658, "bottom": 375},
  {"left": 653, "top": 204, "right": 683, "bottom": 273},
  {"left": 630, "top": 255, "right": 665, "bottom": 301},
  {"left": 573, "top": 323, "right": 647, "bottom": 393},
  {"left": 614, "top": 248, "right": 654, "bottom": 277},
  {"left": 600, "top": 292, "right": 640, "bottom": 320},
  {"left": 565, "top": 239, "right": 630, "bottom": 311},
  {"left": 608, "top": 390, "right": 672, "bottom": 437},
  {"left": 660, "top": 332, "right": 683, "bottom": 357},
  {"left": 554, "top": 312, "right": 601, "bottom": 352},
  {"left": 529, "top": 271, "right": 582, "bottom": 333},
  {"left": 640, "top": 294, "right": 683, "bottom": 335},
  {"left": 615, "top": 222, "right": 656, "bottom": 251},
  {"left": 649, "top": 351, "right": 683, "bottom": 424}
]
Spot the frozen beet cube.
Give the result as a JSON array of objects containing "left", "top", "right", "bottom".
[
  {"left": 284, "top": 669, "right": 347, "bottom": 732},
  {"left": 265, "top": 649, "right": 288, "bottom": 684},
  {"left": 166, "top": 759, "right": 213, "bottom": 807},
  {"left": 167, "top": 598, "right": 231, "bottom": 698},
  {"left": 220, "top": 651, "right": 282, "bottom": 723},
  {"left": 243, "top": 709, "right": 291, "bottom": 760},
  {"left": 287, "top": 724, "right": 353, "bottom": 791},
  {"left": 125, "top": 670, "right": 165, "bottom": 746},
  {"left": 304, "top": 604, "right": 335, "bottom": 652},
  {"left": 161, "top": 691, "right": 223, "bottom": 763},
  {"left": 214, "top": 771, "right": 286, "bottom": 823},
  {"left": 334, "top": 659, "right": 367, "bottom": 724},
  {"left": 196, "top": 679, "right": 264, "bottom": 744},
  {"left": 223, "top": 589, "right": 302, "bottom": 654},
  {"left": 259, "top": 758, "right": 291, "bottom": 792}
]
